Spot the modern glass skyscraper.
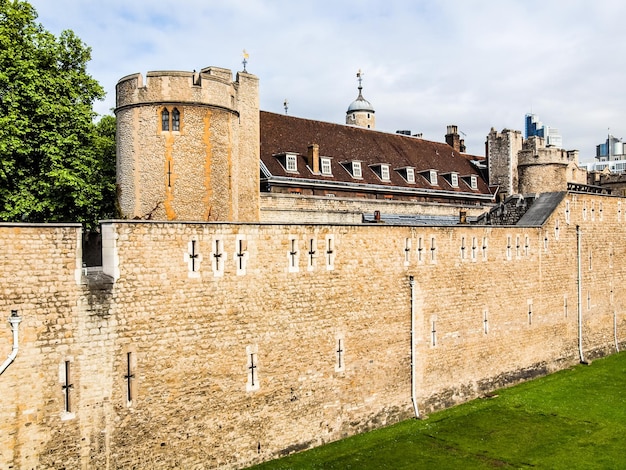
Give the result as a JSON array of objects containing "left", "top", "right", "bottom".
[{"left": 525, "top": 113, "right": 563, "bottom": 148}]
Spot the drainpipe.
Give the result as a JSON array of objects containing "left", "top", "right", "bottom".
[
  {"left": 576, "top": 226, "right": 586, "bottom": 364},
  {"left": 409, "top": 276, "right": 420, "bottom": 419},
  {"left": 0, "top": 310, "right": 23, "bottom": 376}
]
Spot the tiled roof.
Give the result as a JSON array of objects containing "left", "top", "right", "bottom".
[{"left": 260, "top": 111, "right": 492, "bottom": 198}]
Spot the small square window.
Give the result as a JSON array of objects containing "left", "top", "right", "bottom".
[
  {"left": 381, "top": 165, "right": 390, "bottom": 181},
  {"left": 286, "top": 154, "right": 297, "bottom": 172},
  {"left": 352, "top": 161, "right": 362, "bottom": 178},
  {"left": 321, "top": 158, "right": 332, "bottom": 175},
  {"left": 406, "top": 168, "right": 415, "bottom": 183}
]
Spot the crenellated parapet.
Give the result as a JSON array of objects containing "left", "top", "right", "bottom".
[
  {"left": 116, "top": 67, "right": 242, "bottom": 113},
  {"left": 115, "top": 67, "right": 260, "bottom": 222}
]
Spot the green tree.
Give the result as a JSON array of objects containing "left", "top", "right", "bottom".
[{"left": 0, "top": 0, "right": 115, "bottom": 229}]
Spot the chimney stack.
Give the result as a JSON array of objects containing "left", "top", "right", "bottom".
[
  {"left": 307, "top": 144, "right": 320, "bottom": 174},
  {"left": 445, "top": 125, "right": 462, "bottom": 153}
]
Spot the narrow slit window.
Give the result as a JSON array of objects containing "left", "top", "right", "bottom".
[
  {"left": 483, "top": 310, "right": 489, "bottom": 334},
  {"left": 471, "top": 237, "right": 477, "bottom": 261},
  {"left": 125, "top": 352, "right": 135, "bottom": 405},
  {"left": 431, "top": 321, "right": 437, "bottom": 347},
  {"left": 430, "top": 237, "right": 436, "bottom": 262},
  {"left": 325, "top": 236, "right": 335, "bottom": 270},
  {"left": 482, "top": 237, "right": 488, "bottom": 261},
  {"left": 212, "top": 239, "right": 224, "bottom": 275},
  {"left": 288, "top": 237, "right": 299, "bottom": 272},
  {"left": 528, "top": 301, "right": 533, "bottom": 325},
  {"left": 236, "top": 237, "right": 248, "bottom": 275},
  {"left": 460, "top": 236, "right": 466, "bottom": 259},
  {"left": 186, "top": 239, "right": 201, "bottom": 273},
  {"left": 62, "top": 360, "right": 73, "bottom": 413},
  {"left": 308, "top": 238, "right": 316, "bottom": 270},
  {"left": 335, "top": 338, "right": 345, "bottom": 372},
  {"left": 506, "top": 235, "right": 512, "bottom": 260},
  {"left": 417, "top": 236, "right": 424, "bottom": 262},
  {"left": 404, "top": 238, "right": 411, "bottom": 265},
  {"left": 246, "top": 347, "right": 259, "bottom": 392}
]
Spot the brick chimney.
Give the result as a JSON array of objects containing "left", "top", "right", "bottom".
[
  {"left": 307, "top": 144, "right": 320, "bottom": 174},
  {"left": 445, "top": 125, "right": 462, "bottom": 153}
]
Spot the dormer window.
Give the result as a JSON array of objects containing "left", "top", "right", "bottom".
[
  {"left": 321, "top": 157, "right": 332, "bottom": 175},
  {"left": 370, "top": 163, "right": 391, "bottom": 181},
  {"left": 286, "top": 154, "right": 297, "bottom": 172},
  {"left": 380, "top": 164, "right": 390, "bottom": 181},
  {"left": 451, "top": 173, "right": 458, "bottom": 187},
  {"left": 406, "top": 168, "right": 415, "bottom": 183},
  {"left": 352, "top": 161, "right": 362, "bottom": 178},
  {"left": 461, "top": 175, "right": 479, "bottom": 190},
  {"left": 429, "top": 170, "right": 438, "bottom": 185}
]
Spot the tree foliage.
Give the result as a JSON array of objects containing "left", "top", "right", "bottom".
[{"left": 0, "top": 0, "right": 115, "bottom": 229}]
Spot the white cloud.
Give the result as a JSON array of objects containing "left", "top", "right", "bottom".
[{"left": 27, "top": 0, "right": 626, "bottom": 160}]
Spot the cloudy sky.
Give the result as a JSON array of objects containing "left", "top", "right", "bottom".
[{"left": 29, "top": 0, "right": 626, "bottom": 161}]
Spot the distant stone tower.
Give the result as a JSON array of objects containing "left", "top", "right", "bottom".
[
  {"left": 115, "top": 66, "right": 260, "bottom": 222},
  {"left": 486, "top": 128, "right": 524, "bottom": 197},
  {"left": 518, "top": 136, "right": 579, "bottom": 194},
  {"left": 346, "top": 70, "right": 375, "bottom": 129}
]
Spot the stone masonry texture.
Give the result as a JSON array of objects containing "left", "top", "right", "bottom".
[{"left": 1, "top": 192, "right": 625, "bottom": 469}]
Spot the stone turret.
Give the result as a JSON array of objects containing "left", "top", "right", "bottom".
[
  {"left": 518, "top": 136, "right": 579, "bottom": 194},
  {"left": 115, "top": 66, "right": 260, "bottom": 222},
  {"left": 486, "top": 128, "right": 523, "bottom": 197}
]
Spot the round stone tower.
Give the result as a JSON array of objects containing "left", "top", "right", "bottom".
[
  {"left": 346, "top": 70, "right": 375, "bottom": 129},
  {"left": 518, "top": 136, "right": 578, "bottom": 194},
  {"left": 115, "top": 66, "right": 260, "bottom": 222}
]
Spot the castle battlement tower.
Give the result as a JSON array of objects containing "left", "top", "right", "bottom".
[
  {"left": 115, "top": 66, "right": 260, "bottom": 222},
  {"left": 518, "top": 136, "right": 579, "bottom": 194},
  {"left": 486, "top": 128, "right": 523, "bottom": 197}
]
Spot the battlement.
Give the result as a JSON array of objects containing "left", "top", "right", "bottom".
[
  {"left": 115, "top": 67, "right": 258, "bottom": 112},
  {"left": 518, "top": 136, "right": 578, "bottom": 167}
]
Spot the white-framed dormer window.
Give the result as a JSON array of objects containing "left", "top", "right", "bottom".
[
  {"left": 286, "top": 154, "right": 297, "bottom": 172},
  {"left": 380, "top": 164, "right": 390, "bottom": 181},
  {"left": 450, "top": 173, "right": 459, "bottom": 187},
  {"left": 406, "top": 168, "right": 415, "bottom": 183},
  {"left": 470, "top": 175, "right": 478, "bottom": 190},
  {"left": 429, "top": 170, "right": 438, "bottom": 186},
  {"left": 352, "top": 161, "right": 362, "bottom": 178},
  {"left": 321, "top": 157, "right": 332, "bottom": 175}
]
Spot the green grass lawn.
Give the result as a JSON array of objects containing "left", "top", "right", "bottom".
[{"left": 250, "top": 352, "right": 626, "bottom": 469}]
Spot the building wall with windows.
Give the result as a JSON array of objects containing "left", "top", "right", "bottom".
[{"left": 1, "top": 191, "right": 625, "bottom": 469}]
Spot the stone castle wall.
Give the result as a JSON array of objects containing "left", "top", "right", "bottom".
[{"left": 1, "top": 192, "right": 625, "bottom": 469}]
